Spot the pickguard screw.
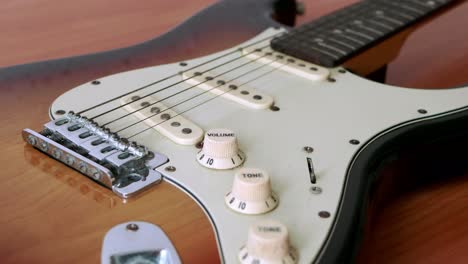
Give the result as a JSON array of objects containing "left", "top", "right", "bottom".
[
  {"left": 418, "top": 109, "right": 428, "bottom": 114},
  {"left": 55, "top": 110, "right": 66, "bottom": 115},
  {"left": 310, "top": 186, "right": 322, "bottom": 194},
  {"left": 349, "top": 139, "right": 360, "bottom": 145},
  {"left": 338, "top": 69, "right": 346, "bottom": 73},
  {"left": 319, "top": 211, "right": 331, "bottom": 218},
  {"left": 126, "top": 223, "right": 139, "bottom": 232},
  {"left": 179, "top": 62, "right": 187, "bottom": 66},
  {"left": 270, "top": 105, "right": 280, "bottom": 112},
  {"left": 91, "top": 80, "right": 101, "bottom": 85},
  {"left": 303, "top": 146, "right": 314, "bottom": 153},
  {"left": 165, "top": 166, "right": 176, "bottom": 172}
]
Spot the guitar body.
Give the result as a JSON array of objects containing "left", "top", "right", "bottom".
[{"left": 1, "top": 0, "right": 468, "bottom": 263}]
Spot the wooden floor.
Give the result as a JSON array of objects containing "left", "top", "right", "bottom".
[{"left": 2, "top": 0, "right": 468, "bottom": 263}]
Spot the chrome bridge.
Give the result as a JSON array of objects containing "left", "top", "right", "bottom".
[{"left": 22, "top": 112, "right": 168, "bottom": 198}]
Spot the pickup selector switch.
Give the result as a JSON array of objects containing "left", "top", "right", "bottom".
[
  {"left": 225, "top": 168, "right": 278, "bottom": 214},
  {"left": 197, "top": 128, "right": 245, "bottom": 169},
  {"left": 239, "top": 219, "right": 297, "bottom": 264}
]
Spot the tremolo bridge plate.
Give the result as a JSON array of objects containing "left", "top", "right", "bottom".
[{"left": 23, "top": 115, "right": 168, "bottom": 198}]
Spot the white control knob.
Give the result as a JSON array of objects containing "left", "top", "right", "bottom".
[
  {"left": 197, "top": 128, "right": 245, "bottom": 169},
  {"left": 225, "top": 168, "right": 278, "bottom": 214},
  {"left": 239, "top": 219, "right": 297, "bottom": 264}
]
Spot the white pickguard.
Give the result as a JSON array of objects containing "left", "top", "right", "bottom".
[{"left": 50, "top": 28, "right": 468, "bottom": 263}]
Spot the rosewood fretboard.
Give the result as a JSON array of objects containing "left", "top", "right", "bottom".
[{"left": 271, "top": 0, "right": 457, "bottom": 67}]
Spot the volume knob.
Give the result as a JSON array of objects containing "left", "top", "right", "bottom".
[
  {"left": 225, "top": 168, "right": 278, "bottom": 214},
  {"left": 239, "top": 219, "right": 297, "bottom": 264},
  {"left": 197, "top": 128, "right": 245, "bottom": 169}
]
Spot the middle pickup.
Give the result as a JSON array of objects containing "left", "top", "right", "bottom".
[
  {"left": 120, "top": 95, "right": 204, "bottom": 145},
  {"left": 181, "top": 70, "right": 274, "bottom": 110}
]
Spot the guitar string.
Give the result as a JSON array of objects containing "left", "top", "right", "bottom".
[
  {"left": 115, "top": 54, "right": 281, "bottom": 134},
  {"left": 127, "top": 59, "right": 291, "bottom": 139},
  {"left": 102, "top": 45, "right": 272, "bottom": 127},
  {"left": 77, "top": 32, "right": 283, "bottom": 119},
  {"left": 91, "top": 41, "right": 273, "bottom": 122}
]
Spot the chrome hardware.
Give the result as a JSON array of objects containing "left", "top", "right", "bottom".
[
  {"left": 65, "top": 112, "right": 148, "bottom": 157},
  {"left": 101, "top": 221, "right": 182, "bottom": 264},
  {"left": 22, "top": 112, "right": 168, "bottom": 198}
]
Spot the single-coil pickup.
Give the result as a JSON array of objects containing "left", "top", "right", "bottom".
[
  {"left": 181, "top": 71, "right": 274, "bottom": 110},
  {"left": 242, "top": 46, "right": 330, "bottom": 81},
  {"left": 120, "top": 96, "right": 204, "bottom": 145}
]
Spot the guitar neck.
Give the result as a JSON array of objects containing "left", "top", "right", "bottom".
[{"left": 271, "top": 0, "right": 457, "bottom": 67}]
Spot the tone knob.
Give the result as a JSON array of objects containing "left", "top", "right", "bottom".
[
  {"left": 239, "top": 219, "right": 297, "bottom": 264},
  {"left": 197, "top": 128, "right": 245, "bottom": 169},
  {"left": 225, "top": 168, "right": 278, "bottom": 214}
]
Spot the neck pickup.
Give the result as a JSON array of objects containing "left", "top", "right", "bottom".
[{"left": 271, "top": 0, "right": 457, "bottom": 67}]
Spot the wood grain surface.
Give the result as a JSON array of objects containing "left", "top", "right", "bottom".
[{"left": 1, "top": 0, "right": 468, "bottom": 263}]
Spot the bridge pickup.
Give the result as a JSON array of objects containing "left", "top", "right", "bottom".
[
  {"left": 181, "top": 71, "right": 274, "bottom": 110},
  {"left": 242, "top": 46, "right": 330, "bottom": 81},
  {"left": 120, "top": 96, "right": 204, "bottom": 145}
]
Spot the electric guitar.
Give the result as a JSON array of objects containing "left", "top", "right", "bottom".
[{"left": 1, "top": 0, "right": 468, "bottom": 263}]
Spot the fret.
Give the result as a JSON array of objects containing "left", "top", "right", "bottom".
[
  {"left": 371, "top": 2, "right": 416, "bottom": 22},
  {"left": 377, "top": 8, "right": 415, "bottom": 22},
  {"left": 409, "top": 0, "right": 438, "bottom": 9},
  {"left": 307, "top": 45, "right": 340, "bottom": 60},
  {"left": 344, "top": 28, "right": 374, "bottom": 41},
  {"left": 333, "top": 30, "right": 367, "bottom": 45},
  {"left": 384, "top": 1, "right": 426, "bottom": 16},
  {"left": 367, "top": 19, "right": 394, "bottom": 31},
  {"left": 270, "top": 0, "right": 458, "bottom": 67},
  {"left": 316, "top": 41, "right": 348, "bottom": 56},
  {"left": 327, "top": 37, "right": 358, "bottom": 50},
  {"left": 353, "top": 20, "right": 386, "bottom": 36}
]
